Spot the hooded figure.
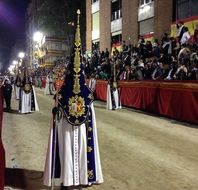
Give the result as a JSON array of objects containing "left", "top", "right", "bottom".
[
  {"left": 106, "top": 57, "right": 122, "bottom": 110},
  {"left": 44, "top": 74, "right": 55, "bottom": 95},
  {"left": 106, "top": 77, "right": 121, "bottom": 110},
  {"left": 43, "top": 10, "right": 103, "bottom": 188},
  {"left": 3, "top": 77, "right": 12, "bottom": 110},
  {"left": 19, "top": 62, "right": 39, "bottom": 114}
]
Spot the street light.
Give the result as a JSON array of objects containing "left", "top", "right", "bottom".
[
  {"left": 33, "top": 31, "right": 43, "bottom": 43},
  {"left": 18, "top": 52, "right": 25, "bottom": 68},
  {"left": 8, "top": 65, "right": 15, "bottom": 73},
  {"left": 18, "top": 52, "right": 25, "bottom": 59},
  {"left": 12, "top": 60, "right": 18, "bottom": 74},
  {"left": 12, "top": 60, "right": 18, "bottom": 65},
  {"left": 33, "top": 31, "right": 44, "bottom": 69}
]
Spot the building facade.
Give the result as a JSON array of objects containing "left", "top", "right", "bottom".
[
  {"left": 36, "top": 37, "right": 68, "bottom": 68},
  {"left": 86, "top": 0, "right": 198, "bottom": 52},
  {"left": 26, "top": 0, "right": 86, "bottom": 68}
]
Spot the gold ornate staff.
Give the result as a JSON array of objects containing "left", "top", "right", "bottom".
[{"left": 73, "top": 9, "right": 81, "bottom": 94}]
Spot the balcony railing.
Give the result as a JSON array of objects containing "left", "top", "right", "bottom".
[{"left": 112, "top": 10, "right": 122, "bottom": 21}]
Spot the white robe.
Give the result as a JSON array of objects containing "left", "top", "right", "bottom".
[
  {"left": 44, "top": 77, "right": 54, "bottom": 95},
  {"left": 88, "top": 78, "right": 96, "bottom": 92},
  {"left": 106, "top": 84, "right": 121, "bottom": 110},
  {"left": 44, "top": 103, "right": 103, "bottom": 187},
  {"left": 19, "top": 86, "right": 39, "bottom": 114},
  {"left": 15, "top": 86, "right": 20, "bottom": 100}
]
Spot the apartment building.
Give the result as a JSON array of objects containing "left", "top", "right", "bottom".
[{"left": 86, "top": 0, "right": 198, "bottom": 52}]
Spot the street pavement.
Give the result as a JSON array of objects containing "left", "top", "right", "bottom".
[{"left": 2, "top": 88, "right": 198, "bottom": 190}]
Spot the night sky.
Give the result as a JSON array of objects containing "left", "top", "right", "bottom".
[{"left": 0, "top": 0, "right": 29, "bottom": 70}]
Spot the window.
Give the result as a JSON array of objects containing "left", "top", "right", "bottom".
[
  {"left": 173, "top": 0, "right": 198, "bottom": 21},
  {"left": 177, "top": 0, "right": 189, "bottom": 20},
  {"left": 191, "top": 0, "right": 198, "bottom": 16},
  {"left": 111, "top": 33, "right": 122, "bottom": 46},
  {"left": 139, "top": 0, "right": 154, "bottom": 7},
  {"left": 92, "top": 12, "right": 100, "bottom": 40},
  {"left": 139, "top": 18, "right": 154, "bottom": 35},
  {"left": 92, "top": 12, "right": 99, "bottom": 31},
  {"left": 92, "top": 41, "right": 100, "bottom": 52},
  {"left": 111, "top": 0, "right": 122, "bottom": 21},
  {"left": 54, "top": 43, "right": 62, "bottom": 51}
]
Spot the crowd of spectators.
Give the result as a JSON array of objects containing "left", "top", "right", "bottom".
[
  {"left": 85, "top": 23, "right": 198, "bottom": 81},
  {"left": 32, "top": 58, "right": 69, "bottom": 88},
  {"left": 33, "top": 22, "right": 198, "bottom": 83}
]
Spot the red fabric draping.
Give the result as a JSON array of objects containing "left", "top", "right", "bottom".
[
  {"left": 42, "top": 78, "right": 46, "bottom": 88},
  {"left": 95, "top": 80, "right": 107, "bottom": 101},
  {"left": 0, "top": 88, "right": 5, "bottom": 189},
  {"left": 157, "top": 88, "right": 198, "bottom": 124},
  {"left": 120, "top": 86, "right": 158, "bottom": 112},
  {"left": 95, "top": 80, "right": 198, "bottom": 124}
]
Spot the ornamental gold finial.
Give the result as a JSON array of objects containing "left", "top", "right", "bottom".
[
  {"left": 73, "top": 9, "right": 81, "bottom": 94},
  {"left": 77, "top": 10, "right": 81, "bottom": 31},
  {"left": 75, "top": 9, "right": 81, "bottom": 47},
  {"left": 77, "top": 9, "right": 81, "bottom": 18}
]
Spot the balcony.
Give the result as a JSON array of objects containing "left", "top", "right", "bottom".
[
  {"left": 92, "top": 30, "right": 100, "bottom": 41},
  {"left": 111, "top": 18, "right": 122, "bottom": 33},
  {"left": 111, "top": 10, "right": 122, "bottom": 21},
  {"left": 138, "top": 1, "right": 154, "bottom": 21}
]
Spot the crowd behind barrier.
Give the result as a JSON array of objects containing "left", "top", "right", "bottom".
[
  {"left": 2, "top": 24, "right": 195, "bottom": 88},
  {"left": 84, "top": 33, "right": 198, "bottom": 81},
  {"left": 32, "top": 28, "right": 198, "bottom": 85}
]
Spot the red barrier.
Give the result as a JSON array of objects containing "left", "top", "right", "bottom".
[
  {"left": 95, "top": 80, "right": 198, "bottom": 124},
  {"left": 42, "top": 78, "right": 46, "bottom": 88},
  {"left": 95, "top": 80, "right": 107, "bottom": 101},
  {"left": 0, "top": 87, "right": 5, "bottom": 189}
]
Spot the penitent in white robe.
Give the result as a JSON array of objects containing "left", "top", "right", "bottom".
[
  {"left": 106, "top": 84, "right": 121, "bottom": 110},
  {"left": 19, "top": 86, "right": 39, "bottom": 114},
  {"left": 44, "top": 77, "right": 54, "bottom": 95},
  {"left": 15, "top": 86, "right": 20, "bottom": 100},
  {"left": 43, "top": 103, "right": 103, "bottom": 187}
]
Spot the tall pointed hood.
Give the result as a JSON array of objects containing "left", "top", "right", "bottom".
[
  {"left": 22, "top": 59, "right": 32, "bottom": 94},
  {"left": 57, "top": 10, "right": 94, "bottom": 126}
]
